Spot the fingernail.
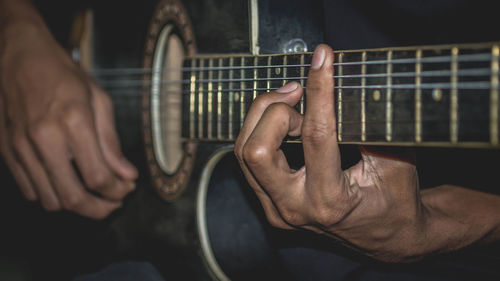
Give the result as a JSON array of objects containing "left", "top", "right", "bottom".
[
  {"left": 276, "top": 82, "right": 298, "bottom": 93},
  {"left": 311, "top": 46, "right": 326, "bottom": 70}
]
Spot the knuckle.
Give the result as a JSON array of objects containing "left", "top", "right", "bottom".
[
  {"left": 310, "top": 200, "right": 349, "bottom": 227},
  {"left": 62, "top": 104, "right": 89, "bottom": 128},
  {"left": 265, "top": 102, "right": 290, "bottom": 117},
  {"left": 302, "top": 121, "right": 336, "bottom": 145},
  {"left": 60, "top": 193, "right": 82, "bottom": 210},
  {"left": 27, "top": 119, "right": 57, "bottom": 143},
  {"left": 234, "top": 138, "right": 243, "bottom": 160},
  {"left": 313, "top": 208, "right": 343, "bottom": 227},
  {"left": 252, "top": 93, "right": 272, "bottom": 110},
  {"left": 86, "top": 170, "right": 112, "bottom": 191},
  {"left": 41, "top": 200, "right": 61, "bottom": 212},
  {"left": 242, "top": 141, "right": 270, "bottom": 166}
]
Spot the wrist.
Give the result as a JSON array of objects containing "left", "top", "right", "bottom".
[{"left": 419, "top": 185, "right": 500, "bottom": 255}]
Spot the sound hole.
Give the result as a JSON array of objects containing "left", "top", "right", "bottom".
[{"left": 151, "top": 25, "right": 184, "bottom": 175}]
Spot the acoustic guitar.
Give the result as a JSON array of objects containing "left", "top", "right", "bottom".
[{"left": 67, "top": 0, "right": 500, "bottom": 280}]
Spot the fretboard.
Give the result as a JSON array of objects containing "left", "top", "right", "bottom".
[{"left": 180, "top": 42, "right": 500, "bottom": 148}]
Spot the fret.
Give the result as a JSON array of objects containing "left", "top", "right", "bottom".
[
  {"left": 361, "top": 51, "right": 367, "bottom": 141},
  {"left": 217, "top": 58, "right": 223, "bottom": 139},
  {"left": 286, "top": 54, "right": 302, "bottom": 113},
  {"left": 283, "top": 55, "right": 288, "bottom": 86},
  {"left": 198, "top": 59, "right": 204, "bottom": 138},
  {"left": 253, "top": 57, "right": 258, "bottom": 100},
  {"left": 300, "top": 54, "right": 305, "bottom": 114},
  {"left": 491, "top": 45, "right": 499, "bottom": 145},
  {"left": 257, "top": 56, "right": 269, "bottom": 93},
  {"left": 391, "top": 50, "right": 415, "bottom": 142},
  {"left": 338, "top": 52, "right": 344, "bottom": 142},
  {"left": 266, "top": 56, "right": 272, "bottom": 92},
  {"left": 421, "top": 49, "right": 451, "bottom": 142},
  {"left": 450, "top": 47, "right": 459, "bottom": 143},
  {"left": 232, "top": 57, "right": 242, "bottom": 138},
  {"left": 229, "top": 57, "right": 234, "bottom": 140},
  {"left": 189, "top": 58, "right": 196, "bottom": 138},
  {"left": 386, "top": 50, "right": 392, "bottom": 142},
  {"left": 244, "top": 58, "right": 255, "bottom": 122},
  {"left": 207, "top": 58, "right": 214, "bottom": 139},
  {"left": 240, "top": 57, "right": 245, "bottom": 129},
  {"left": 341, "top": 52, "right": 362, "bottom": 142},
  {"left": 415, "top": 49, "right": 423, "bottom": 143},
  {"left": 271, "top": 55, "right": 284, "bottom": 89},
  {"left": 457, "top": 48, "right": 489, "bottom": 142},
  {"left": 365, "top": 51, "right": 387, "bottom": 141},
  {"left": 219, "top": 58, "right": 230, "bottom": 140}
]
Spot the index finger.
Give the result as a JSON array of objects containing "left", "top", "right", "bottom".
[{"left": 302, "top": 44, "right": 344, "bottom": 185}]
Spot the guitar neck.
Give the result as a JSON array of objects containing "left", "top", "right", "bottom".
[{"left": 180, "top": 42, "right": 500, "bottom": 148}]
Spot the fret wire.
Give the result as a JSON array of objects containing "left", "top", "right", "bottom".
[
  {"left": 386, "top": 50, "right": 393, "bottom": 142},
  {"left": 283, "top": 55, "right": 288, "bottom": 86},
  {"left": 229, "top": 57, "right": 234, "bottom": 140},
  {"left": 208, "top": 58, "right": 214, "bottom": 139},
  {"left": 361, "top": 51, "right": 367, "bottom": 141},
  {"left": 253, "top": 57, "right": 258, "bottom": 101},
  {"left": 198, "top": 59, "right": 204, "bottom": 138},
  {"left": 240, "top": 57, "right": 245, "bottom": 129},
  {"left": 300, "top": 54, "right": 305, "bottom": 114},
  {"left": 415, "top": 49, "right": 423, "bottom": 143},
  {"left": 217, "top": 58, "right": 223, "bottom": 140},
  {"left": 491, "top": 46, "right": 499, "bottom": 145},
  {"left": 189, "top": 58, "right": 196, "bottom": 139},
  {"left": 338, "top": 52, "right": 344, "bottom": 142},
  {"left": 266, "top": 56, "right": 272, "bottom": 92},
  {"left": 451, "top": 47, "right": 459, "bottom": 143}
]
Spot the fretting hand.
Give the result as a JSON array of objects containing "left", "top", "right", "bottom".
[{"left": 234, "top": 44, "right": 500, "bottom": 262}]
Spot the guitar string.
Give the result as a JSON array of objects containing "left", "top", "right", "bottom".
[
  {"left": 95, "top": 67, "right": 494, "bottom": 88},
  {"left": 101, "top": 82, "right": 497, "bottom": 94},
  {"left": 89, "top": 52, "right": 493, "bottom": 76}
]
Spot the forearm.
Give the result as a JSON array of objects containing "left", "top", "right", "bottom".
[
  {"left": 0, "top": 0, "right": 44, "bottom": 25},
  {"left": 419, "top": 185, "right": 500, "bottom": 255},
  {"left": 0, "top": 0, "right": 61, "bottom": 70},
  {"left": 0, "top": 0, "right": 49, "bottom": 43}
]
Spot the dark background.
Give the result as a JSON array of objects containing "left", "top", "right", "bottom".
[{"left": 2, "top": 0, "right": 500, "bottom": 280}]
